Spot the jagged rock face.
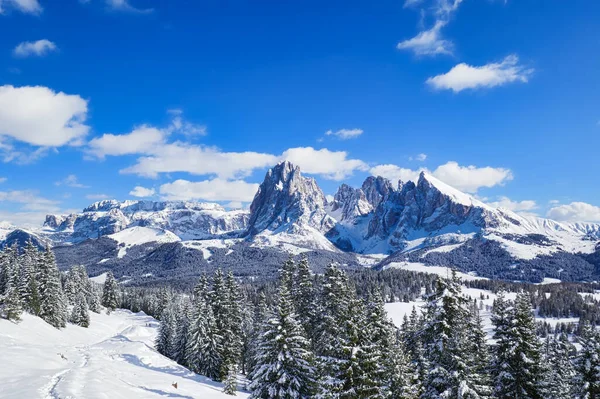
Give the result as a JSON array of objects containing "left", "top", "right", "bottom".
[
  {"left": 1, "top": 229, "right": 46, "bottom": 250},
  {"left": 361, "top": 176, "right": 394, "bottom": 209},
  {"left": 247, "top": 161, "right": 336, "bottom": 235},
  {"left": 366, "top": 173, "right": 491, "bottom": 243},
  {"left": 330, "top": 184, "right": 372, "bottom": 222},
  {"left": 44, "top": 200, "right": 249, "bottom": 243}
]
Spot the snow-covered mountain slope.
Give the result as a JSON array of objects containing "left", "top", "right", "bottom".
[
  {"left": 43, "top": 200, "right": 249, "bottom": 243},
  {"left": 0, "top": 310, "right": 249, "bottom": 399}
]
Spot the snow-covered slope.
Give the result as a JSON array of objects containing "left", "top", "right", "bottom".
[{"left": 0, "top": 310, "right": 249, "bottom": 399}]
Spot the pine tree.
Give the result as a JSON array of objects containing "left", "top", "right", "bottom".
[
  {"left": 88, "top": 290, "right": 101, "bottom": 313},
  {"left": 38, "top": 246, "right": 66, "bottom": 328},
  {"left": 101, "top": 271, "right": 119, "bottom": 313},
  {"left": 420, "top": 271, "right": 476, "bottom": 399},
  {"left": 172, "top": 300, "right": 192, "bottom": 367},
  {"left": 1, "top": 251, "right": 23, "bottom": 321},
  {"left": 576, "top": 322, "right": 600, "bottom": 399},
  {"left": 19, "top": 240, "right": 40, "bottom": 315},
  {"left": 156, "top": 302, "right": 177, "bottom": 358},
  {"left": 292, "top": 256, "right": 317, "bottom": 339},
  {"left": 223, "top": 362, "right": 238, "bottom": 396},
  {"left": 491, "top": 290, "right": 515, "bottom": 399},
  {"left": 465, "top": 302, "right": 492, "bottom": 398},
  {"left": 542, "top": 334, "right": 575, "bottom": 399},
  {"left": 186, "top": 294, "right": 223, "bottom": 381},
  {"left": 249, "top": 278, "right": 315, "bottom": 398},
  {"left": 70, "top": 292, "right": 90, "bottom": 327}
]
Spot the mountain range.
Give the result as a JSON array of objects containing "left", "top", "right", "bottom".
[{"left": 2, "top": 161, "right": 599, "bottom": 284}]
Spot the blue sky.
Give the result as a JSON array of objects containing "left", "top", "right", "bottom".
[{"left": 0, "top": 0, "right": 599, "bottom": 226}]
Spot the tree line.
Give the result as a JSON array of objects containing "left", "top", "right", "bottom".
[
  {"left": 0, "top": 241, "right": 122, "bottom": 328},
  {"left": 152, "top": 256, "right": 600, "bottom": 398}
]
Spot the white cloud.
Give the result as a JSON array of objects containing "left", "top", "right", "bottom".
[
  {"left": 159, "top": 179, "right": 259, "bottom": 202},
  {"left": 325, "top": 128, "right": 364, "bottom": 140},
  {"left": 0, "top": 177, "right": 6, "bottom": 183},
  {"left": 121, "top": 143, "right": 278, "bottom": 179},
  {"left": 86, "top": 193, "right": 111, "bottom": 200},
  {"left": 281, "top": 147, "right": 368, "bottom": 181},
  {"left": 426, "top": 55, "right": 534, "bottom": 92},
  {"left": 0, "top": 0, "right": 42, "bottom": 14},
  {"left": 55, "top": 174, "right": 89, "bottom": 188},
  {"left": 0, "top": 85, "right": 89, "bottom": 147},
  {"left": 409, "top": 153, "right": 427, "bottom": 161},
  {"left": 129, "top": 186, "right": 155, "bottom": 197},
  {"left": 369, "top": 161, "right": 513, "bottom": 192},
  {"left": 88, "top": 125, "right": 165, "bottom": 158},
  {"left": 369, "top": 164, "right": 424, "bottom": 184},
  {"left": 431, "top": 161, "right": 513, "bottom": 192},
  {"left": 403, "top": 0, "right": 424, "bottom": 7},
  {"left": 487, "top": 196, "right": 538, "bottom": 214},
  {"left": 547, "top": 202, "right": 600, "bottom": 223},
  {"left": 13, "top": 39, "right": 57, "bottom": 57},
  {"left": 397, "top": 21, "right": 453, "bottom": 56},
  {"left": 106, "top": 0, "right": 153, "bottom": 13}
]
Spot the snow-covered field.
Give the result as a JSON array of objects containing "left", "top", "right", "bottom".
[{"left": 0, "top": 310, "right": 248, "bottom": 399}]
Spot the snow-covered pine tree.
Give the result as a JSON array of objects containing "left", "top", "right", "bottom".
[
  {"left": 511, "top": 292, "right": 545, "bottom": 399},
  {"left": 70, "top": 292, "right": 90, "bottom": 327},
  {"left": 465, "top": 302, "right": 492, "bottom": 398},
  {"left": 1, "top": 249, "right": 23, "bottom": 321},
  {"left": 314, "top": 263, "right": 353, "bottom": 397},
  {"left": 64, "top": 266, "right": 80, "bottom": 305},
  {"left": 292, "top": 256, "right": 317, "bottom": 340},
  {"left": 387, "top": 329, "right": 420, "bottom": 399},
  {"left": 88, "top": 290, "right": 102, "bottom": 313},
  {"left": 193, "top": 274, "right": 210, "bottom": 303},
  {"left": 101, "top": 271, "right": 120, "bottom": 313},
  {"left": 19, "top": 240, "right": 41, "bottom": 315},
  {"left": 155, "top": 302, "right": 177, "bottom": 358},
  {"left": 491, "top": 290, "right": 515, "bottom": 399},
  {"left": 172, "top": 300, "right": 192, "bottom": 367},
  {"left": 542, "top": 333, "right": 575, "bottom": 399},
  {"left": 186, "top": 293, "right": 223, "bottom": 381},
  {"left": 223, "top": 271, "right": 243, "bottom": 376},
  {"left": 38, "top": 246, "right": 67, "bottom": 328},
  {"left": 223, "top": 362, "right": 238, "bottom": 396},
  {"left": 576, "top": 322, "right": 600, "bottom": 399},
  {"left": 248, "top": 275, "right": 315, "bottom": 398},
  {"left": 420, "top": 271, "right": 476, "bottom": 399}
]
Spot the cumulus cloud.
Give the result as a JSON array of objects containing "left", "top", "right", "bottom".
[
  {"left": 281, "top": 147, "right": 368, "bottom": 181},
  {"left": 13, "top": 39, "right": 57, "bottom": 57},
  {"left": 487, "top": 196, "right": 538, "bottom": 215},
  {"left": 159, "top": 179, "right": 259, "bottom": 202},
  {"left": 0, "top": 0, "right": 42, "bottom": 14},
  {"left": 88, "top": 126, "right": 165, "bottom": 158},
  {"left": 432, "top": 161, "right": 513, "bottom": 192},
  {"left": 409, "top": 153, "right": 427, "bottom": 161},
  {"left": 426, "top": 55, "right": 534, "bottom": 92},
  {"left": 0, "top": 189, "right": 62, "bottom": 226},
  {"left": 547, "top": 202, "right": 600, "bottom": 223},
  {"left": 369, "top": 161, "right": 513, "bottom": 193},
  {"left": 105, "top": 0, "right": 153, "bottom": 13},
  {"left": 325, "top": 128, "right": 364, "bottom": 140},
  {"left": 129, "top": 186, "right": 155, "bottom": 197},
  {"left": 121, "top": 144, "right": 278, "bottom": 179},
  {"left": 0, "top": 177, "right": 6, "bottom": 183},
  {"left": 55, "top": 174, "right": 89, "bottom": 188},
  {"left": 0, "top": 85, "right": 89, "bottom": 148}
]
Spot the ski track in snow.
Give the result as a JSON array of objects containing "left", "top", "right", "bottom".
[{"left": 1, "top": 310, "right": 249, "bottom": 399}]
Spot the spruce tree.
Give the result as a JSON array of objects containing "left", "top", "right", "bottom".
[
  {"left": 156, "top": 302, "right": 177, "bottom": 358},
  {"left": 223, "top": 362, "right": 238, "bottom": 396},
  {"left": 186, "top": 294, "right": 223, "bottom": 380},
  {"left": 465, "top": 302, "right": 492, "bottom": 398},
  {"left": 172, "top": 300, "right": 192, "bottom": 367},
  {"left": 543, "top": 334, "right": 575, "bottom": 399},
  {"left": 491, "top": 290, "right": 515, "bottom": 399},
  {"left": 1, "top": 253, "right": 23, "bottom": 321},
  {"left": 38, "top": 246, "right": 67, "bottom": 328},
  {"left": 19, "top": 240, "right": 40, "bottom": 315},
  {"left": 101, "top": 271, "right": 120, "bottom": 313},
  {"left": 249, "top": 277, "right": 315, "bottom": 398},
  {"left": 88, "top": 291, "right": 101, "bottom": 313},
  {"left": 292, "top": 256, "right": 317, "bottom": 339},
  {"left": 576, "top": 322, "right": 600, "bottom": 399},
  {"left": 70, "top": 292, "right": 90, "bottom": 327}
]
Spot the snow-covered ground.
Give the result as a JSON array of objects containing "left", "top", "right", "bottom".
[
  {"left": 0, "top": 310, "right": 249, "bottom": 399},
  {"left": 383, "top": 261, "right": 486, "bottom": 281}
]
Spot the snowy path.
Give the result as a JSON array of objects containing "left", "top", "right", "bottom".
[{"left": 0, "top": 310, "right": 249, "bottom": 399}]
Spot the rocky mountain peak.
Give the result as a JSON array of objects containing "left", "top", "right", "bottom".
[
  {"left": 361, "top": 176, "right": 394, "bottom": 209},
  {"left": 246, "top": 161, "right": 335, "bottom": 236},
  {"left": 330, "top": 184, "right": 372, "bottom": 222}
]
